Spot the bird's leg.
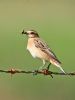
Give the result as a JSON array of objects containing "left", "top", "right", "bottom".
[
  {"left": 47, "top": 63, "right": 51, "bottom": 70},
  {"left": 33, "top": 60, "right": 46, "bottom": 76},
  {"left": 41, "top": 63, "right": 53, "bottom": 77},
  {"left": 39, "top": 60, "right": 46, "bottom": 70}
]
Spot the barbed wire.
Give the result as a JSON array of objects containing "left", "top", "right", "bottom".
[{"left": 0, "top": 68, "right": 75, "bottom": 78}]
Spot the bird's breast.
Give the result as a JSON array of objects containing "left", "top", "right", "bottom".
[
  {"left": 27, "top": 38, "right": 37, "bottom": 58},
  {"left": 27, "top": 46, "right": 37, "bottom": 58},
  {"left": 26, "top": 38, "right": 50, "bottom": 61}
]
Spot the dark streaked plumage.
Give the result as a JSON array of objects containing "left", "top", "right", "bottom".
[{"left": 34, "top": 38, "right": 61, "bottom": 64}]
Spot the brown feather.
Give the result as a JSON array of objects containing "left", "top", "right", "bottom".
[{"left": 34, "top": 38, "right": 61, "bottom": 64}]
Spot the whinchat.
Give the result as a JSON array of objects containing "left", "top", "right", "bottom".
[{"left": 22, "top": 29, "right": 65, "bottom": 73}]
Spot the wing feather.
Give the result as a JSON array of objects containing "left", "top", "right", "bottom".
[{"left": 34, "top": 38, "right": 61, "bottom": 64}]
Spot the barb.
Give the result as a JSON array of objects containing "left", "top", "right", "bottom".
[{"left": 0, "top": 68, "right": 75, "bottom": 78}]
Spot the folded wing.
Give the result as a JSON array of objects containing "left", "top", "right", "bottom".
[{"left": 34, "top": 38, "right": 61, "bottom": 64}]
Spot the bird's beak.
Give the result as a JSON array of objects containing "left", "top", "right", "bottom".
[{"left": 21, "top": 30, "right": 27, "bottom": 35}]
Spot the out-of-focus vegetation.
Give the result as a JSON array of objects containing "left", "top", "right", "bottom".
[{"left": 0, "top": 0, "right": 75, "bottom": 100}]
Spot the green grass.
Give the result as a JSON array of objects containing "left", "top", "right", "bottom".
[{"left": 0, "top": 1, "right": 75, "bottom": 100}]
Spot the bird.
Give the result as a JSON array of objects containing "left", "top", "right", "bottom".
[{"left": 21, "top": 29, "right": 65, "bottom": 73}]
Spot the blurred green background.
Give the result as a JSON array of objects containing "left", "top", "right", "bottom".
[{"left": 0, "top": 0, "right": 75, "bottom": 100}]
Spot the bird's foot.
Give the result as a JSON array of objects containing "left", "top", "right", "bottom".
[
  {"left": 42, "top": 69, "right": 53, "bottom": 78},
  {"left": 33, "top": 70, "right": 38, "bottom": 76},
  {"left": 33, "top": 67, "right": 53, "bottom": 78},
  {"left": 42, "top": 69, "right": 49, "bottom": 75}
]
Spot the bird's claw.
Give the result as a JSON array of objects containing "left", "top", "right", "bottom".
[{"left": 42, "top": 69, "right": 53, "bottom": 78}]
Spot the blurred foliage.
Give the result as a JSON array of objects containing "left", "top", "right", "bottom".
[{"left": 0, "top": 0, "right": 75, "bottom": 100}]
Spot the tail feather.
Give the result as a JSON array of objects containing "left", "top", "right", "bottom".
[
  {"left": 54, "top": 62, "right": 65, "bottom": 73},
  {"left": 50, "top": 58, "right": 65, "bottom": 73}
]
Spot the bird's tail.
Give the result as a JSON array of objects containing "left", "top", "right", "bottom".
[{"left": 50, "top": 58, "right": 65, "bottom": 73}]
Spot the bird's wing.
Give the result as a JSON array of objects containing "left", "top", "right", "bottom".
[{"left": 34, "top": 38, "right": 61, "bottom": 63}]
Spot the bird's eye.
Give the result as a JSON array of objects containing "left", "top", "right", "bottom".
[{"left": 31, "top": 32, "right": 34, "bottom": 34}]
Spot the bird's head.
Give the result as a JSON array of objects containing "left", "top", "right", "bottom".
[{"left": 22, "top": 29, "right": 39, "bottom": 38}]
